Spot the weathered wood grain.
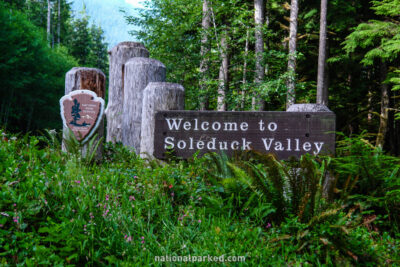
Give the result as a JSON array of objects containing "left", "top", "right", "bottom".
[
  {"left": 122, "top": 58, "right": 166, "bottom": 152},
  {"left": 105, "top": 42, "right": 149, "bottom": 143},
  {"left": 140, "top": 82, "right": 184, "bottom": 158}
]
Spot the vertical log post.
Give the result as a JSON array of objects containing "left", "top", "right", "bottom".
[
  {"left": 122, "top": 58, "right": 166, "bottom": 152},
  {"left": 140, "top": 82, "right": 185, "bottom": 158},
  {"left": 63, "top": 67, "right": 106, "bottom": 160},
  {"left": 105, "top": 42, "right": 149, "bottom": 143},
  {"left": 287, "top": 103, "right": 335, "bottom": 199}
]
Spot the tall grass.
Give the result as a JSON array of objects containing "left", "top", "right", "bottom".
[{"left": 0, "top": 129, "right": 399, "bottom": 265}]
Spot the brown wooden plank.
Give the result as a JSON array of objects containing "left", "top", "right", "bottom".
[{"left": 154, "top": 111, "right": 335, "bottom": 159}]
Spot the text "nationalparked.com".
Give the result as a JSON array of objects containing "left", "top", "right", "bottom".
[{"left": 154, "top": 255, "right": 246, "bottom": 263}]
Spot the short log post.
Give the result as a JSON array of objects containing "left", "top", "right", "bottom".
[
  {"left": 140, "top": 82, "right": 185, "bottom": 158},
  {"left": 105, "top": 42, "right": 149, "bottom": 143},
  {"left": 287, "top": 103, "right": 335, "bottom": 199},
  {"left": 122, "top": 58, "right": 166, "bottom": 152},
  {"left": 63, "top": 67, "right": 106, "bottom": 160}
]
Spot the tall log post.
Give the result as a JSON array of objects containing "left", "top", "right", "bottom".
[
  {"left": 140, "top": 82, "right": 185, "bottom": 158},
  {"left": 122, "top": 58, "right": 166, "bottom": 152},
  {"left": 63, "top": 67, "right": 106, "bottom": 160},
  {"left": 105, "top": 42, "right": 149, "bottom": 143}
]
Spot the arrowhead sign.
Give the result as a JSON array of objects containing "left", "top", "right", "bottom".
[{"left": 60, "top": 90, "right": 105, "bottom": 144}]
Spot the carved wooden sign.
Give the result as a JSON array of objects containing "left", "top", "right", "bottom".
[
  {"left": 154, "top": 111, "right": 335, "bottom": 159},
  {"left": 60, "top": 90, "right": 105, "bottom": 143}
]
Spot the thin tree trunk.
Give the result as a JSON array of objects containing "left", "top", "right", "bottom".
[
  {"left": 217, "top": 31, "right": 229, "bottom": 111},
  {"left": 57, "top": 0, "right": 61, "bottom": 44},
  {"left": 252, "top": 0, "right": 265, "bottom": 111},
  {"left": 47, "top": 0, "right": 51, "bottom": 44},
  {"left": 317, "top": 0, "right": 328, "bottom": 105},
  {"left": 199, "top": 0, "right": 211, "bottom": 110},
  {"left": 241, "top": 28, "right": 250, "bottom": 110},
  {"left": 376, "top": 62, "right": 390, "bottom": 148},
  {"left": 286, "top": 0, "right": 299, "bottom": 110}
]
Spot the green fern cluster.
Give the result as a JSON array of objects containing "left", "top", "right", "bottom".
[{"left": 205, "top": 151, "right": 334, "bottom": 224}]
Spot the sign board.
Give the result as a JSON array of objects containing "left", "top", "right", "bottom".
[
  {"left": 154, "top": 111, "right": 335, "bottom": 159},
  {"left": 60, "top": 90, "right": 105, "bottom": 143}
]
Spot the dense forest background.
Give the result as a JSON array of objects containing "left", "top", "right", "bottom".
[
  {"left": 0, "top": 0, "right": 108, "bottom": 132},
  {"left": 1, "top": 0, "right": 399, "bottom": 155},
  {"left": 127, "top": 0, "right": 400, "bottom": 155}
]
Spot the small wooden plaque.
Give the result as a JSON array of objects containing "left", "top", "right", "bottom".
[{"left": 60, "top": 90, "right": 105, "bottom": 143}]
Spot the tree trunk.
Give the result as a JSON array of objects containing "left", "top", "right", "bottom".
[
  {"left": 286, "top": 0, "right": 299, "bottom": 110},
  {"left": 105, "top": 42, "right": 149, "bottom": 143},
  {"left": 63, "top": 67, "right": 106, "bottom": 160},
  {"left": 122, "top": 58, "right": 166, "bottom": 153},
  {"left": 199, "top": 0, "right": 211, "bottom": 110},
  {"left": 57, "top": 0, "right": 60, "bottom": 44},
  {"left": 241, "top": 28, "right": 250, "bottom": 110},
  {"left": 316, "top": 0, "right": 328, "bottom": 105},
  {"left": 217, "top": 31, "right": 229, "bottom": 111},
  {"left": 376, "top": 62, "right": 389, "bottom": 148},
  {"left": 47, "top": 0, "right": 51, "bottom": 44},
  {"left": 140, "top": 82, "right": 185, "bottom": 158},
  {"left": 253, "top": 0, "right": 265, "bottom": 111}
]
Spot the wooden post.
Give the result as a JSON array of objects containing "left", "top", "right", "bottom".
[
  {"left": 140, "top": 82, "right": 185, "bottom": 158},
  {"left": 63, "top": 67, "right": 106, "bottom": 160},
  {"left": 105, "top": 42, "right": 149, "bottom": 143},
  {"left": 287, "top": 103, "right": 334, "bottom": 199},
  {"left": 122, "top": 58, "right": 166, "bottom": 152}
]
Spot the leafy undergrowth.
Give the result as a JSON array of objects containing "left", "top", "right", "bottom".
[{"left": 0, "top": 130, "right": 399, "bottom": 266}]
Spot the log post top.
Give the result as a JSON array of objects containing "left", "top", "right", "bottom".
[
  {"left": 67, "top": 67, "right": 106, "bottom": 77},
  {"left": 287, "top": 104, "right": 332, "bottom": 113},
  {"left": 65, "top": 67, "right": 106, "bottom": 98},
  {"left": 125, "top": 57, "right": 166, "bottom": 68},
  {"left": 145, "top": 82, "right": 184, "bottom": 92},
  {"left": 108, "top": 41, "right": 149, "bottom": 55}
]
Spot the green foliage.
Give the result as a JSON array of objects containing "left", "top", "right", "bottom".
[
  {"left": 331, "top": 132, "right": 400, "bottom": 233},
  {"left": 66, "top": 15, "right": 109, "bottom": 72},
  {"left": 0, "top": 3, "right": 77, "bottom": 132},
  {"left": 1, "top": 130, "right": 399, "bottom": 265}
]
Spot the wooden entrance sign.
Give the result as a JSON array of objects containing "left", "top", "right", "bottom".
[
  {"left": 60, "top": 90, "right": 105, "bottom": 144},
  {"left": 154, "top": 111, "right": 335, "bottom": 159}
]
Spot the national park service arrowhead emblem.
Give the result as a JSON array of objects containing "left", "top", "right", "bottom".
[{"left": 60, "top": 90, "right": 105, "bottom": 144}]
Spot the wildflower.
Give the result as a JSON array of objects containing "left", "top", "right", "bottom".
[
  {"left": 198, "top": 197, "right": 202, "bottom": 201},
  {"left": 13, "top": 203, "right": 16, "bottom": 207},
  {"left": 0, "top": 224, "right": 3, "bottom": 227},
  {"left": 75, "top": 180, "right": 81, "bottom": 184},
  {"left": 127, "top": 236, "right": 132, "bottom": 242},
  {"left": 44, "top": 199, "right": 48, "bottom": 205},
  {"left": 198, "top": 220, "right": 201, "bottom": 223},
  {"left": 168, "top": 184, "right": 173, "bottom": 189},
  {"left": 1, "top": 212, "right": 9, "bottom": 217},
  {"left": 129, "top": 196, "right": 135, "bottom": 201},
  {"left": 134, "top": 176, "right": 137, "bottom": 179},
  {"left": 92, "top": 186, "right": 96, "bottom": 190},
  {"left": 171, "top": 192, "right": 174, "bottom": 197},
  {"left": 106, "top": 195, "right": 109, "bottom": 201},
  {"left": 10, "top": 137, "right": 17, "bottom": 141},
  {"left": 266, "top": 223, "right": 272, "bottom": 229}
]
